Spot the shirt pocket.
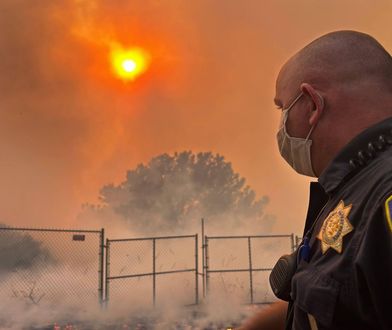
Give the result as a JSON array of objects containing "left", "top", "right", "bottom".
[{"left": 291, "top": 261, "right": 340, "bottom": 328}]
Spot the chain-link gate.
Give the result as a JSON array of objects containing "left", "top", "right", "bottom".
[
  {"left": 0, "top": 224, "right": 301, "bottom": 315},
  {"left": 105, "top": 234, "right": 198, "bottom": 309},
  {"left": 0, "top": 227, "right": 104, "bottom": 310},
  {"left": 204, "top": 234, "right": 295, "bottom": 304}
]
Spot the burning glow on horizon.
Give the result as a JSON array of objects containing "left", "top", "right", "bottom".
[{"left": 110, "top": 45, "right": 151, "bottom": 81}]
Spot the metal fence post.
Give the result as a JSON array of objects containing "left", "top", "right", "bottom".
[
  {"left": 195, "top": 234, "right": 199, "bottom": 304},
  {"left": 290, "top": 233, "right": 295, "bottom": 252},
  {"left": 98, "top": 228, "right": 105, "bottom": 306},
  {"left": 201, "top": 218, "right": 205, "bottom": 298},
  {"left": 152, "top": 238, "right": 156, "bottom": 307},
  {"left": 105, "top": 239, "right": 110, "bottom": 308},
  {"left": 204, "top": 235, "right": 209, "bottom": 295},
  {"left": 248, "top": 237, "right": 254, "bottom": 304}
]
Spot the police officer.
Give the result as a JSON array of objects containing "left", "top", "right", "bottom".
[{"left": 239, "top": 30, "right": 392, "bottom": 329}]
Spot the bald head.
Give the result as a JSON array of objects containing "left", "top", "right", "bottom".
[
  {"left": 279, "top": 30, "right": 392, "bottom": 94},
  {"left": 275, "top": 30, "right": 392, "bottom": 176}
]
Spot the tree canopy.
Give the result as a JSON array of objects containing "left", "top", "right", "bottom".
[{"left": 85, "top": 151, "right": 268, "bottom": 233}]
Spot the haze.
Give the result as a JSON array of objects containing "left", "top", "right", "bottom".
[{"left": 1, "top": 0, "right": 391, "bottom": 234}]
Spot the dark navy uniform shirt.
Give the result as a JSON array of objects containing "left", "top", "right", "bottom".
[{"left": 287, "top": 117, "right": 392, "bottom": 330}]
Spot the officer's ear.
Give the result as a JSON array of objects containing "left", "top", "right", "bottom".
[{"left": 300, "top": 83, "right": 325, "bottom": 126}]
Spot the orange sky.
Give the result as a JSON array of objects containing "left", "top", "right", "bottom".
[{"left": 1, "top": 0, "right": 392, "bottom": 234}]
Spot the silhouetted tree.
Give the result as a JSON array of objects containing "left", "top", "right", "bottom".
[
  {"left": 0, "top": 225, "right": 54, "bottom": 274},
  {"left": 85, "top": 151, "right": 268, "bottom": 232}
]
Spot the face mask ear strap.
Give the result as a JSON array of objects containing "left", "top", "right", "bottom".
[
  {"left": 280, "top": 91, "right": 304, "bottom": 129},
  {"left": 305, "top": 125, "right": 315, "bottom": 141},
  {"left": 286, "top": 92, "right": 304, "bottom": 111}
]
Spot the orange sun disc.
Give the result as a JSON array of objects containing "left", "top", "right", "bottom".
[{"left": 110, "top": 46, "right": 150, "bottom": 81}]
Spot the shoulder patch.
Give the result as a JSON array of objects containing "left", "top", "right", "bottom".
[{"left": 385, "top": 195, "right": 392, "bottom": 232}]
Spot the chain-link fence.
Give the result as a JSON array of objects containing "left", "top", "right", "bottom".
[
  {"left": 0, "top": 227, "right": 104, "bottom": 310},
  {"left": 0, "top": 225, "right": 302, "bottom": 314},
  {"left": 204, "top": 234, "right": 295, "bottom": 305},
  {"left": 105, "top": 234, "right": 198, "bottom": 310}
]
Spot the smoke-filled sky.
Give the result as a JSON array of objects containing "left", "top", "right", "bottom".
[{"left": 1, "top": 0, "right": 392, "bottom": 234}]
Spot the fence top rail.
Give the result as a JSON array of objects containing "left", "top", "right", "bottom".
[
  {"left": 205, "top": 234, "right": 292, "bottom": 240},
  {"left": 107, "top": 234, "right": 197, "bottom": 242},
  {"left": 107, "top": 268, "right": 196, "bottom": 280},
  {"left": 206, "top": 267, "right": 273, "bottom": 273},
  {"left": 0, "top": 227, "right": 103, "bottom": 234}
]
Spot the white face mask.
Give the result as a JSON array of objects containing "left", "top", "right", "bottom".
[{"left": 276, "top": 92, "right": 316, "bottom": 177}]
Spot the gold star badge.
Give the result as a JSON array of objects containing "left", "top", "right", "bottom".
[{"left": 317, "top": 200, "right": 353, "bottom": 254}]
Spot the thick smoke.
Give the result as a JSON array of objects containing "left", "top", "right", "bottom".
[
  {"left": 0, "top": 0, "right": 308, "bottom": 233},
  {"left": 80, "top": 151, "right": 273, "bottom": 236}
]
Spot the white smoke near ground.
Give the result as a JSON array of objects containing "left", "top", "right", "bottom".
[
  {"left": 0, "top": 267, "right": 267, "bottom": 329},
  {"left": 0, "top": 269, "right": 101, "bottom": 329},
  {"left": 0, "top": 208, "right": 285, "bottom": 329}
]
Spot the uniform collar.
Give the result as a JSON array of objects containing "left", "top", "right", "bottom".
[{"left": 318, "top": 116, "right": 392, "bottom": 194}]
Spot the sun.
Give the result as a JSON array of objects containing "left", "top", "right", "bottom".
[
  {"left": 110, "top": 46, "right": 151, "bottom": 81},
  {"left": 122, "top": 59, "right": 137, "bottom": 73}
]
